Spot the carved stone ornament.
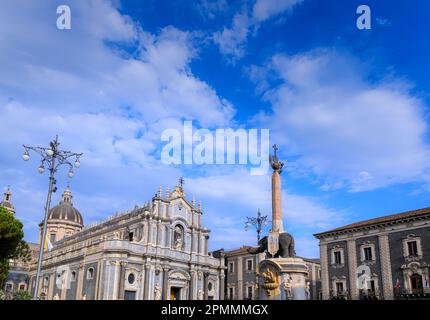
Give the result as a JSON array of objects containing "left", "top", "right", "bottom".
[{"left": 261, "top": 268, "right": 279, "bottom": 296}]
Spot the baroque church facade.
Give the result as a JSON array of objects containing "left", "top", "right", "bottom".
[{"left": 22, "top": 182, "right": 225, "bottom": 300}]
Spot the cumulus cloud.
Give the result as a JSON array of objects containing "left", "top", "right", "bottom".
[
  {"left": 0, "top": 0, "right": 235, "bottom": 243},
  {"left": 251, "top": 49, "right": 430, "bottom": 192}
]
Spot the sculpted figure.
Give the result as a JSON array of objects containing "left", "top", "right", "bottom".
[
  {"left": 198, "top": 289, "right": 204, "bottom": 300},
  {"left": 154, "top": 283, "right": 162, "bottom": 300},
  {"left": 305, "top": 282, "right": 311, "bottom": 299}
]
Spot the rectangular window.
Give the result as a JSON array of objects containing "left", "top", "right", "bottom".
[
  {"left": 407, "top": 241, "right": 418, "bottom": 256},
  {"left": 336, "top": 282, "right": 344, "bottom": 294},
  {"left": 229, "top": 287, "right": 234, "bottom": 299},
  {"left": 247, "top": 286, "right": 253, "bottom": 299},
  {"left": 246, "top": 259, "right": 253, "bottom": 271},
  {"left": 334, "top": 251, "right": 342, "bottom": 264},
  {"left": 369, "top": 280, "right": 375, "bottom": 293},
  {"left": 228, "top": 262, "right": 234, "bottom": 273},
  {"left": 50, "top": 233, "right": 56, "bottom": 243},
  {"left": 364, "top": 247, "right": 373, "bottom": 261}
]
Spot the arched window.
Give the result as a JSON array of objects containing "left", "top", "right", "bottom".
[
  {"left": 87, "top": 267, "right": 94, "bottom": 280},
  {"left": 172, "top": 225, "right": 184, "bottom": 250}
]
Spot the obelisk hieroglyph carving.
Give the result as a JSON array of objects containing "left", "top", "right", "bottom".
[{"left": 269, "top": 144, "right": 284, "bottom": 233}]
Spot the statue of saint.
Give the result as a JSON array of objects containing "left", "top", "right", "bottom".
[
  {"left": 198, "top": 289, "right": 204, "bottom": 300},
  {"left": 173, "top": 226, "right": 183, "bottom": 250},
  {"left": 154, "top": 283, "right": 162, "bottom": 300},
  {"left": 305, "top": 282, "right": 311, "bottom": 300}
]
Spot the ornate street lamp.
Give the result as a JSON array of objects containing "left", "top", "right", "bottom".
[
  {"left": 245, "top": 209, "right": 269, "bottom": 244},
  {"left": 23, "top": 135, "right": 82, "bottom": 300}
]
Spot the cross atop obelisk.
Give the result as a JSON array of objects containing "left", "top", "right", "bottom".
[{"left": 269, "top": 144, "right": 284, "bottom": 233}]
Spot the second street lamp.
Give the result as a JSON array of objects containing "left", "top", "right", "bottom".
[
  {"left": 245, "top": 208, "right": 269, "bottom": 244},
  {"left": 23, "top": 135, "right": 82, "bottom": 300}
]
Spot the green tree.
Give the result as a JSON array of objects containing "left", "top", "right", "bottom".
[
  {"left": 13, "top": 290, "right": 32, "bottom": 300},
  {"left": 0, "top": 207, "right": 30, "bottom": 288}
]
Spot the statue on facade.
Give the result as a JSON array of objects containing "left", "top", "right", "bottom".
[
  {"left": 53, "top": 293, "right": 60, "bottom": 300},
  {"left": 81, "top": 294, "right": 87, "bottom": 300},
  {"left": 154, "top": 283, "right": 162, "bottom": 300},
  {"left": 197, "top": 289, "right": 204, "bottom": 300},
  {"left": 173, "top": 225, "right": 183, "bottom": 250},
  {"left": 305, "top": 282, "right": 311, "bottom": 299}
]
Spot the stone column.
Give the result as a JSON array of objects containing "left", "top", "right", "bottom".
[
  {"left": 94, "top": 259, "right": 103, "bottom": 300},
  {"left": 203, "top": 272, "right": 209, "bottom": 300},
  {"left": 378, "top": 234, "right": 394, "bottom": 300},
  {"left": 47, "top": 274, "right": 55, "bottom": 300},
  {"left": 76, "top": 262, "right": 85, "bottom": 299},
  {"left": 219, "top": 274, "right": 225, "bottom": 300},
  {"left": 237, "top": 256, "right": 243, "bottom": 299},
  {"left": 271, "top": 170, "right": 284, "bottom": 232},
  {"left": 112, "top": 261, "right": 121, "bottom": 300},
  {"left": 320, "top": 243, "right": 330, "bottom": 300},
  {"left": 163, "top": 267, "right": 170, "bottom": 300},
  {"left": 347, "top": 239, "right": 358, "bottom": 299},
  {"left": 144, "top": 264, "right": 151, "bottom": 299},
  {"left": 118, "top": 261, "right": 127, "bottom": 300}
]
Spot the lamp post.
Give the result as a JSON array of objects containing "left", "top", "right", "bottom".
[
  {"left": 245, "top": 209, "right": 269, "bottom": 244},
  {"left": 23, "top": 135, "right": 82, "bottom": 300}
]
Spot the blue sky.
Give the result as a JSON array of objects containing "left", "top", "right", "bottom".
[{"left": 0, "top": 0, "right": 429, "bottom": 258}]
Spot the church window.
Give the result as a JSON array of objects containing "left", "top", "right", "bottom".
[
  {"left": 228, "top": 287, "right": 234, "bottom": 299},
  {"left": 335, "top": 282, "right": 344, "bottom": 294},
  {"left": 334, "top": 251, "right": 342, "bottom": 264},
  {"left": 50, "top": 233, "right": 56, "bottom": 243},
  {"left": 128, "top": 232, "right": 134, "bottom": 242},
  {"left": 43, "top": 276, "right": 49, "bottom": 287},
  {"left": 128, "top": 273, "right": 135, "bottom": 284},
  {"left": 71, "top": 271, "right": 76, "bottom": 281},
  {"left": 19, "top": 284, "right": 25, "bottom": 291},
  {"left": 407, "top": 241, "right": 418, "bottom": 256},
  {"left": 247, "top": 286, "right": 253, "bottom": 299},
  {"left": 208, "top": 282, "right": 213, "bottom": 291},
  {"left": 87, "top": 267, "right": 94, "bottom": 280},
  {"left": 228, "top": 262, "right": 234, "bottom": 273}
]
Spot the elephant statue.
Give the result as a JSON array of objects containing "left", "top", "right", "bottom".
[{"left": 248, "top": 232, "right": 296, "bottom": 258}]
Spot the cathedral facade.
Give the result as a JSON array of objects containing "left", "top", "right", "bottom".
[{"left": 25, "top": 182, "right": 225, "bottom": 300}]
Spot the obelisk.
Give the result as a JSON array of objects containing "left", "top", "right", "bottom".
[{"left": 270, "top": 144, "right": 284, "bottom": 233}]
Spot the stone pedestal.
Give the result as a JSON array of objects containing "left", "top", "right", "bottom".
[{"left": 258, "top": 258, "right": 309, "bottom": 300}]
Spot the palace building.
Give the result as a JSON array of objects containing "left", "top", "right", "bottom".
[
  {"left": 216, "top": 246, "right": 321, "bottom": 300},
  {"left": 22, "top": 181, "right": 225, "bottom": 300},
  {"left": 314, "top": 207, "right": 430, "bottom": 300}
]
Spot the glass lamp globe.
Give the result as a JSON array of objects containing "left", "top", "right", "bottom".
[
  {"left": 22, "top": 152, "right": 30, "bottom": 161},
  {"left": 38, "top": 166, "right": 45, "bottom": 174},
  {"left": 46, "top": 149, "right": 54, "bottom": 156},
  {"left": 68, "top": 170, "right": 74, "bottom": 178},
  {"left": 74, "top": 160, "right": 80, "bottom": 168}
]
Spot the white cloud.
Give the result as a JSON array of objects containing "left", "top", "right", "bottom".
[
  {"left": 252, "top": 49, "right": 430, "bottom": 192},
  {"left": 252, "top": 0, "right": 304, "bottom": 22},
  {"left": 213, "top": 11, "right": 250, "bottom": 61},
  {"left": 213, "top": 0, "right": 303, "bottom": 60},
  {"left": 0, "top": 0, "right": 235, "bottom": 244}
]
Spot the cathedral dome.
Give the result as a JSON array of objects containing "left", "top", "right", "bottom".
[{"left": 48, "top": 187, "right": 83, "bottom": 226}]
